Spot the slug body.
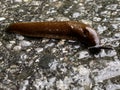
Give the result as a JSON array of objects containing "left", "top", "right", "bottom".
[{"left": 6, "top": 21, "right": 110, "bottom": 54}]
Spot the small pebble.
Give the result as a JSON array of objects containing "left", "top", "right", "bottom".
[
  {"left": 106, "top": 83, "right": 120, "bottom": 90},
  {"left": 15, "top": 0, "right": 22, "bottom": 2},
  {"left": 57, "top": 40, "right": 65, "bottom": 46},
  {"left": 16, "top": 35, "right": 24, "bottom": 40},
  {"left": 97, "top": 25, "right": 107, "bottom": 34},
  {"left": 81, "top": 20, "right": 92, "bottom": 26},
  {"left": 100, "top": 11, "right": 111, "bottom": 17},
  {"left": 10, "top": 41, "right": 16, "bottom": 44},
  {"left": 13, "top": 46, "right": 21, "bottom": 51},
  {"left": 19, "top": 80, "right": 29, "bottom": 90},
  {"left": 45, "top": 43, "right": 55, "bottom": 48},
  {"left": 42, "top": 39, "right": 49, "bottom": 43},
  {"left": 56, "top": 17, "right": 70, "bottom": 21},
  {"left": 74, "top": 45, "right": 80, "bottom": 49},
  {"left": 19, "top": 40, "right": 31, "bottom": 47},
  {"left": 0, "top": 42, "right": 2, "bottom": 46},
  {"left": 50, "top": 0, "right": 57, "bottom": 2},
  {"left": 62, "top": 48, "right": 68, "bottom": 53},
  {"left": 6, "top": 44, "right": 13, "bottom": 49},
  {"left": 93, "top": 17, "right": 101, "bottom": 22},
  {"left": 23, "top": 0, "right": 30, "bottom": 2},
  {"left": 114, "top": 18, "right": 120, "bottom": 21},
  {"left": 78, "top": 51, "right": 89, "bottom": 59},
  {"left": 73, "top": 12, "right": 80, "bottom": 18},
  {"left": 105, "top": 4, "right": 118, "bottom": 10},
  {"left": 100, "top": 50, "right": 117, "bottom": 57},
  {"left": 114, "top": 33, "right": 120, "bottom": 38},
  {"left": 35, "top": 48, "right": 43, "bottom": 53},
  {"left": 0, "top": 17, "right": 6, "bottom": 21},
  {"left": 78, "top": 66, "right": 90, "bottom": 75},
  {"left": 56, "top": 79, "right": 68, "bottom": 90},
  {"left": 20, "top": 54, "right": 28, "bottom": 60}
]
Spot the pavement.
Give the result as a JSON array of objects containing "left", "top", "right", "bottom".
[{"left": 0, "top": 0, "right": 120, "bottom": 90}]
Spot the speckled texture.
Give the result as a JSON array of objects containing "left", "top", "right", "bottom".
[{"left": 0, "top": 0, "right": 120, "bottom": 90}]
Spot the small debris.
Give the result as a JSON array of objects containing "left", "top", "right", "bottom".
[
  {"left": 19, "top": 40, "right": 31, "bottom": 47},
  {"left": 73, "top": 12, "right": 80, "bottom": 18},
  {"left": 0, "top": 17, "right": 6, "bottom": 21},
  {"left": 13, "top": 46, "right": 21, "bottom": 51},
  {"left": 35, "top": 48, "right": 43, "bottom": 53}
]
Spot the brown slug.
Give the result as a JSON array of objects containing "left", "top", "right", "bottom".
[{"left": 6, "top": 21, "right": 112, "bottom": 54}]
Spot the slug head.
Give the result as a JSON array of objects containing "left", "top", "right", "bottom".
[
  {"left": 80, "top": 27, "right": 113, "bottom": 54},
  {"left": 72, "top": 24, "right": 100, "bottom": 48},
  {"left": 68, "top": 22, "right": 113, "bottom": 54},
  {"left": 68, "top": 21, "right": 99, "bottom": 47}
]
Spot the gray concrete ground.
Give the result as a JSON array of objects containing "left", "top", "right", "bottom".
[{"left": 0, "top": 0, "right": 120, "bottom": 90}]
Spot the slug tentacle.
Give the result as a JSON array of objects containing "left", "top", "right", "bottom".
[
  {"left": 6, "top": 21, "right": 112, "bottom": 55},
  {"left": 88, "top": 45, "right": 113, "bottom": 55}
]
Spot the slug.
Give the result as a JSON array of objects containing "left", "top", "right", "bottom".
[{"left": 6, "top": 21, "right": 112, "bottom": 54}]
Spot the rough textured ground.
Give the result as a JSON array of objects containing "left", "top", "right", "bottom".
[{"left": 0, "top": 0, "right": 120, "bottom": 90}]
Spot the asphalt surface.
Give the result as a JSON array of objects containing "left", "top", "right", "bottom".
[{"left": 0, "top": 0, "right": 120, "bottom": 90}]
